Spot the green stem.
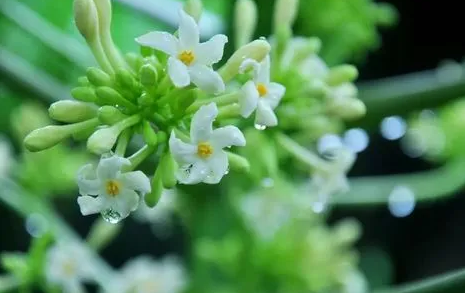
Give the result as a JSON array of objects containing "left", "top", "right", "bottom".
[
  {"left": 88, "top": 38, "right": 114, "bottom": 74},
  {"left": 375, "top": 266, "right": 465, "bottom": 293},
  {"left": 126, "top": 145, "right": 157, "bottom": 171},
  {"left": 217, "top": 104, "right": 240, "bottom": 119},
  {"left": 115, "top": 128, "right": 132, "bottom": 156},
  {"left": 186, "top": 92, "right": 240, "bottom": 114},
  {"left": 332, "top": 157, "right": 465, "bottom": 205}
]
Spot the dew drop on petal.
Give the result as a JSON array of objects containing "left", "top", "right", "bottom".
[
  {"left": 254, "top": 124, "right": 267, "bottom": 130},
  {"left": 224, "top": 167, "right": 230, "bottom": 175},
  {"left": 380, "top": 116, "right": 406, "bottom": 140},
  {"left": 101, "top": 208, "right": 122, "bottom": 224},
  {"left": 25, "top": 213, "right": 48, "bottom": 238},
  {"left": 343, "top": 128, "right": 369, "bottom": 153},
  {"left": 388, "top": 186, "right": 416, "bottom": 218}
]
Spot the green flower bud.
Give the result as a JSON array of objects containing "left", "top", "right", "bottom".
[
  {"left": 328, "top": 97, "right": 366, "bottom": 121},
  {"left": 145, "top": 166, "right": 163, "bottom": 207},
  {"left": 49, "top": 101, "right": 97, "bottom": 123},
  {"left": 142, "top": 121, "right": 158, "bottom": 147},
  {"left": 274, "top": 0, "right": 299, "bottom": 30},
  {"left": 332, "top": 218, "right": 362, "bottom": 245},
  {"left": 227, "top": 152, "right": 250, "bottom": 173},
  {"left": 87, "top": 67, "right": 112, "bottom": 86},
  {"left": 78, "top": 76, "right": 90, "bottom": 86},
  {"left": 373, "top": 3, "right": 398, "bottom": 27},
  {"left": 219, "top": 40, "right": 271, "bottom": 82},
  {"left": 115, "top": 68, "right": 136, "bottom": 90},
  {"left": 71, "top": 87, "right": 98, "bottom": 103},
  {"left": 140, "top": 46, "right": 154, "bottom": 57},
  {"left": 183, "top": 0, "right": 203, "bottom": 22},
  {"left": 234, "top": 0, "right": 257, "bottom": 48},
  {"left": 95, "top": 87, "right": 137, "bottom": 111},
  {"left": 73, "top": 0, "right": 99, "bottom": 41},
  {"left": 98, "top": 105, "right": 128, "bottom": 125},
  {"left": 125, "top": 53, "right": 144, "bottom": 72},
  {"left": 140, "top": 64, "right": 158, "bottom": 87},
  {"left": 160, "top": 152, "right": 177, "bottom": 189},
  {"left": 326, "top": 65, "right": 359, "bottom": 86}
]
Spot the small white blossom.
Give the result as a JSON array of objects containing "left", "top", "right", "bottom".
[
  {"left": 136, "top": 9, "right": 227, "bottom": 94},
  {"left": 169, "top": 103, "right": 246, "bottom": 185},
  {"left": 45, "top": 242, "right": 95, "bottom": 293},
  {"left": 107, "top": 256, "right": 187, "bottom": 293},
  {"left": 76, "top": 155, "right": 151, "bottom": 222},
  {"left": 0, "top": 137, "right": 12, "bottom": 178},
  {"left": 239, "top": 55, "right": 285, "bottom": 127}
]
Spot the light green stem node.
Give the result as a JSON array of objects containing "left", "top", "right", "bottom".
[
  {"left": 24, "top": 118, "right": 99, "bottom": 152},
  {"left": 227, "top": 152, "right": 250, "bottom": 173},
  {"left": 49, "top": 100, "right": 97, "bottom": 123}
]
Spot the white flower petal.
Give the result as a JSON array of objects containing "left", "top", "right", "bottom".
[
  {"left": 135, "top": 31, "right": 178, "bottom": 55},
  {"left": 239, "top": 80, "right": 259, "bottom": 118},
  {"left": 119, "top": 171, "right": 151, "bottom": 195},
  {"left": 168, "top": 57, "right": 190, "bottom": 88},
  {"left": 331, "top": 83, "right": 357, "bottom": 100},
  {"left": 203, "top": 151, "right": 228, "bottom": 184},
  {"left": 190, "top": 103, "right": 218, "bottom": 143},
  {"left": 299, "top": 54, "right": 329, "bottom": 79},
  {"left": 195, "top": 34, "right": 228, "bottom": 65},
  {"left": 256, "top": 55, "right": 271, "bottom": 84},
  {"left": 264, "top": 82, "right": 286, "bottom": 108},
  {"left": 255, "top": 102, "right": 278, "bottom": 127},
  {"left": 211, "top": 126, "right": 246, "bottom": 148},
  {"left": 189, "top": 64, "right": 225, "bottom": 94},
  {"left": 110, "top": 189, "right": 140, "bottom": 219},
  {"left": 169, "top": 132, "right": 197, "bottom": 165},
  {"left": 97, "top": 155, "right": 130, "bottom": 180},
  {"left": 77, "top": 195, "right": 106, "bottom": 216},
  {"left": 176, "top": 161, "right": 209, "bottom": 184},
  {"left": 178, "top": 10, "right": 199, "bottom": 49},
  {"left": 76, "top": 164, "right": 100, "bottom": 196}
]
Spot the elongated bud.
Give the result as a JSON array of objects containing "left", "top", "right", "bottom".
[
  {"left": 87, "top": 67, "right": 112, "bottom": 86},
  {"left": 78, "top": 76, "right": 90, "bottom": 86},
  {"left": 145, "top": 166, "right": 164, "bottom": 207},
  {"left": 142, "top": 121, "right": 158, "bottom": 147},
  {"left": 274, "top": 0, "right": 299, "bottom": 30},
  {"left": 328, "top": 97, "right": 366, "bottom": 121},
  {"left": 160, "top": 152, "right": 177, "bottom": 189},
  {"left": 234, "top": 0, "right": 257, "bottom": 48},
  {"left": 226, "top": 152, "right": 250, "bottom": 173},
  {"left": 219, "top": 40, "right": 271, "bottom": 82},
  {"left": 140, "top": 64, "right": 158, "bottom": 87},
  {"left": 125, "top": 53, "right": 144, "bottom": 72},
  {"left": 115, "top": 69, "right": 136, "bottom": 90},
  {"left": 74, "top": 0, "right": 99, "bottom": 41},
  {"left": 49, "top": 101, "right": 97, "bottom": 123},
  {"left": 98, "top": 105, "right": 128, "bottom": 125},
  {"left": 183, "top": 0, "right": 203, "bottom": 22},
  {"left": 71, "top": 87, "right": 98, "bottom": 102},
  {"left": 333, "top": 218, "right": 362, "bottom": 245},
  {"left": 95, "top": 87, "right": 137, "bottom": 111},
  {"left": 326, "top": 65, "right": 359, "bottom": 86}
]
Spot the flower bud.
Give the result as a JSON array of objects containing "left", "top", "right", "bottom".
[
  {"left": 97, "top": 105, "right": 128, "bottom": 125},
  {"left": 332, "top": 218, "right": 362, "bottom": 245},
  {"left": 234, "top": 0, "right": 257, "bottom": 48},
  {"left": 274, "top": 0, "right": 299, "bottom": 30},
  {"left": 139, "top": 64, "right": 158, "bottom": 87},
  {"left": 183, "top": 0, "right": 203, "bottom": 22},
  {"left": 125, "top": 53, "right": 144, "bottom": 72},
  {"left": 77, "top": 76, "right": 90, "bottom": 86},
  {"left": 87, "top": 67, "right": 112, "bottom": 86},
  {"left": 95, "top": 87, "right": 137, "bottom": 111},
  {"left": 115, "top": 69, "right": 136, "bottom": 90},
  {"left": 142, "top": 121, "right": 158, "bottom": 147},
  {"left": 160, "top": 152, "right": 177, "bottom": 189},
  {"left": 145, "top": 167, "right": 164, "bottom": 207},
  {"left": 219, "top": 40, "right": 271, "bottom": 82},
  {"left": 49, "top": 101, "right": 97, "bottom": 123},
  {"left": 71, "top": 87, "right": 98, "bottom": 103},
  {"left": 326, "top": 65, "right": 359, "bottom": 86},
  {"left": 86, "top": 126, "right": 119, "bottom": 154},
  {"left": 73, "top": 0, "right": 99, "bottom": 41},
  {"left": 227, "top": 152, "right": 250, "bottom": 173},
  {"left": 328, "top": 97, "right": 366, "bottom": 121}
]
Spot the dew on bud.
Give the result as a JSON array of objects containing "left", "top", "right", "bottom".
[
  {"left": 101, "top": 208, "right": 122, "bottom": 224},
  {"left": 254, "top": 123, "right": 267, "bottom": 130}
]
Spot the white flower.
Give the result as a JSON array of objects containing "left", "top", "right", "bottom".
[
  {"left": 0, "top": 137, "right": 12, "bottom": 178},
  {"left": 107, "top": 256, "right": 187, "bottom": 293},
  {"left": 169, "top": 103, "right": 246, "bottom": 184},
  {"left": 239, "top": 55, "right": 285, "bottom": 127},
  {"left": 76, "top": 155, "right": 151, "bottom": 222},
  {"left": 342, "top": 270, "right": 368, "bottom": 293},
  {"left": 45, "top": 242, "right": 95, "bottom": 293},
  {"left": 329, "top": 82, "right": 358, "bottom": 100},
  {"left": 299, "top": 54, "right": 329, "bottom": 81},
  {"left": 136, "top": 9, "right": 227, "bottom": 94}
]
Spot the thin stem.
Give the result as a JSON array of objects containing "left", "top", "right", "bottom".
[
  {"left": 186, "top": 92, "right": 240, "bottom": 114},
  {"left": 126, "top": 145, "right": 157, "bottom": 171},
  {"left": 88, "top": 38, "right": 114, "bottom": 74}
]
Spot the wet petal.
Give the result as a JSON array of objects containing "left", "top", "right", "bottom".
[
  {"left": 77, "top": 195, "right": 106, "bottom": 216},
  {"left": 114, "top": 189, "right": 140, "bottom": 218},
  {"left": 176, "top": 161, "right": 209, "bottom": 184},
  {"left": 239, "top": 80, "right": 259, "bottom": 118},
  {"left": 135, "top": 31, "right": 178, "bottom": 55},
  {"left": 190, "top": 103, "right": 218, "bottom": 143},
  {"left": 169, "top": 131, "right": 198, "bottom": 165},
  {"left": 195, "top": 34, "right": 228, "bottom": 65},
  {"left": 255, "top": 102, "right": 278, "bottom": 127},
  {"left": 168, "top": 57, "right": 190, "bottom": 88},
  {"left": 265, "top": 82, "right": 285, "bottom": 108},
  {"left": 119, "top": 171, "right": 151, "bottom": 195},
  {"left": 256, "top": 55, "right": 271, "bottom": 84},
  {"left": 211, "top": 126, "right": 246, "bottom": 148},
  {"left": 97, "top": 155, "right": 130, "bottom": 180},
  {"left": 203, "top": 151, "right": 228, "bottom": 184},
  {"left": 189, "top": 64, "right": 225, "bottom": 94},
  {"left": 76, "top": 164, "right": 100, "bottom": 196},
  {"left": 178, "top": 10, "right": 199, "bottom": 49}
]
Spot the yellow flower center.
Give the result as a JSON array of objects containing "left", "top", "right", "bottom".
[
  {"left": 178, "top": 50, "right": 195, "bottom": 66},
  {"left": 256, "top": 83, "right": 268, "bottom": 97},
  {"left": 106, "top": 180, "right": 121, "bottom": 197},
  {"left": 62, "top": 261, "right": 76, "bottom": 276},
  {"left": 197, "top": 142, "right": 213, "bottom": 159}
]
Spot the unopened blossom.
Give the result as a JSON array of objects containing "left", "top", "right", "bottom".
[
  {"left": 0, "top": 137, "right": 12, "bottom": 178},
  {"left": 169, "top": 103, "right": 246, "bottom": 184},
  {"left": 239, "top": 55, "right": 285, "bottom": 127},
  {"left": 107, "top": 255, "right": 187, "bottom": 293},
  {"left": 136, "top": 9, "right": 227, "bottom": 94},
  {"left": 45, "top": 242, "right": 95, "bottom": 293},
  {"left": 77, "top": 155, "right": 151, "bottom": 222}
]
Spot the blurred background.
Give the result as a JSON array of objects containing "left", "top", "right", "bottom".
[{"left": 1, "top": 0, "right": 465, "bottom": 291}]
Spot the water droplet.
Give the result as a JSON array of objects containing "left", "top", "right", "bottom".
[
  {"left": 380, "top": 116, "right": 406, "bottom": 140},
  {"left": 261, "top": 177, "right": 274, "bottom": 188},
  {"left": 311, "top": 201, "right": 326, "bottom": 214},
  {"left": 101, "top": 208, "right": 122, "bottom": 224},
  {"left": 254, "top": 124, "right": 266, "bottom": 130},
  {"left": 343, "top": 128, "right": 369, "bottom": 153},
  {"left": 317, "top": 134, "right": 343, "bottom": 155},
  {"left": 25, "top": 213, "right": 48, "bottom": 238},
  {"left": 388, "top": 186, "right": 416, "bottom": 218},
  {"left": 224, "top": 167, "right": 230, "bottom": 175}
]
